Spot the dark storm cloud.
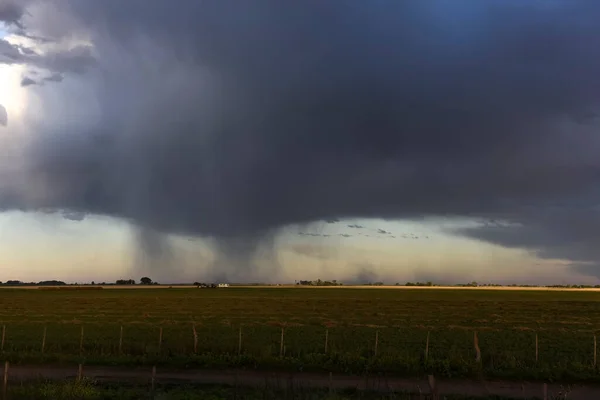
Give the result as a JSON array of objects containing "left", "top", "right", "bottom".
[
  {"left": 3, "top": 0, "right": 600, "bottom": 274},
  {"left": 16, "top": 73, "right": 64, "bottom": 87},
  {"left": 0, "top": 23, "right": 95, "bottom": 75},
  {"left": 61, "top": 210, "right": 85, "bottom": 221},
  {"left": 0, "top": 44, "right": 95, "bottom": 74},
  {"left": 20, "top": 76, "right": 35, "bottom": 86},
  {"left": 43, "top": 72, "right": 62, "bottom": 83},
  {"left": 0, "top": 40, "right": 38, "bottom": 64},
  {"left": 455, "top": 208, "right": 600, "bottom": 276},
  {"left": 0, "top": 1, "right": 25, "bottom": 28},
  {"left": 0, "top": 38, "right": 21, "bottom": 62},
  {"left": 38, "top": 45, "right": 96, "bottom": 74}
]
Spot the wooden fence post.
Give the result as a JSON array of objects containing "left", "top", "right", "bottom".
[
  {"left": 428, "top": 375, "right": 438, "bottom": 400},
  {"left": 2, "top": 361, "right": 8, "bottom": 399},
  {"left": 192, "top": 325, "right": 198, "bottom": 354},
  {"left": 238, "top": 326, "right": 242, "bottom": 355},
  {"left": 594, "top": 335, "right": 597, "bottom": 368},
  {"left": 543, "top": 383, "right": 548, "bottom": 400},
  {"left": 41, "top": 326, "right": 47, "bottom": 353},
  {"left": 79, "top": 326, "right": 84, "bottom": 354},
  {"left": 535, "top": 333, "right": 539, "bottom": 362},
  {"left": 425, "top": 331, "right": 430, "bottom": 361},
  {"left": 118, "top": 326, "right": 123, "bottom": 354},
  {"left": 324, "top": 328, "right": 329, "bottom": 354},
  {"left": 158, "top": 327, "right": 163, "bottom": 353},
  {"left": 474, "top": 331, "right": 481, "bottom": 363},
  {"left": 279, "top": 327, "right": 285, "bottom": 358},
  {"left": 77, "top": 364, "right": 83, "bottom": 381},
  {"left": 374, "top": 330, "right": 379, "bottom": 356},
  {"left": 151, "top": 366, "right": 156, "bottom": 393}
]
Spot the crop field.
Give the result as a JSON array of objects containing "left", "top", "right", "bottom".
[
  {"left": 3, "top": 380, "right": 533, "bottom": 400},
  {"left": 2, "top": 287, "right": 600, "bottom": 382}
]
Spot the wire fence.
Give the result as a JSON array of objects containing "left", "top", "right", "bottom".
[{"left": 0, "top": 323, "right": 598, "bottom": 368}]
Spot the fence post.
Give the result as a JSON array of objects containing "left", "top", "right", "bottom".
[
  {"left": 77, "top": 364, "right": 83, "bottom": 381},
  {"left": 374, "top": 330, "right": 379, "bottom": 356},
  {"left": 535, "top": 333, "right": 538, "bottom": 363},
  {"left": 151, "top": 366, "right": 156, "bottom": 393},
  {"left": 324, "top": 328, "right": 329, "bottom": 354},
  {"left": 192, "top": 325, "right": 198, "bottom": 354},
  {"left": 428, "top": 375, "right": 438, "bottom": 400},
  {"left": 474, "top": 331, "right": 481, "bottom": 363},
  {"left": 158, "top": 327, "right": 163, "bottom": 353},
  {"left": 79, "top": 326, "right": 84, "bottom": 354},
  {"left": 2, "top": 361, "right": 8, "bottom": 399},
  {"left": 1, "top": 325, "right": 4, "bottom": 352},
  {"left": 425, "top": 331, "right": 430, "bottom": 361},
  {"left": 118, "top": 326, "right": 123, "bottom": 354},
  {"left": 594, "top": 335, "right": 597, "bottom": 368},
  {"left": 279, "top": 327, "right": 285, "bottom": 358},
  {"left": 543, "top": 383, "right": 548, "bottom": 400},
  {"left": 41, "top": 326, "right": 47, "bottom": 353},
  {"left": 238, "top": 325, "right": 242, "bottom": 355}
]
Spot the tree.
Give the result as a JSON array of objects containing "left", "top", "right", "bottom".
[
  {"left": 37, "top": 280, "right": 66, "bottom": 286},
  {"left": 140, "top": 277, "right": 153, "bottom": 285}
]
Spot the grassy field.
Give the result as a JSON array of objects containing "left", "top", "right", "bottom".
[
  {"left": 4, "top": 380, "right": 531, "bottom": 400},
  {"left": 2, "top": 287, "right": 600, "bottom": 382}
]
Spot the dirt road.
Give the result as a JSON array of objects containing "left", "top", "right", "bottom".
[{"left": 2, "top": 364, "right": 599, "bottom": 398}]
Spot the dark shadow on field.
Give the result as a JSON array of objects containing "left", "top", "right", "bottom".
[{"left": 2, "top": 364, "right": 600, "bottom": 399}]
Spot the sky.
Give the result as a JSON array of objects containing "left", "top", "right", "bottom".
[{"left": 0, "top": 0, "right": 600, "bottom": 285}]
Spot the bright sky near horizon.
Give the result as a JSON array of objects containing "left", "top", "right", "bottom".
[
  {"left": 0, "top": 207, "right": 586, "bottom": 285},
  {"left": 1, "top": 2, "right": 600, "bottom": 285}
]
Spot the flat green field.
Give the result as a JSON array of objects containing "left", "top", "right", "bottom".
[
  {"left": 2, "top": 287, "right": 600, "bottom": 382},
  {"left": 4, "top": 380, "right": 524, "bottom": 400}
]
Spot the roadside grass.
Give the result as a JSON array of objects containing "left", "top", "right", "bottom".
[{"left": 6, "top": 379, "right": 543, "bottom": 400}]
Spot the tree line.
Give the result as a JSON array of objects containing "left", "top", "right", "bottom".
[
  {"left": 296, "top": 279, "right": 343, "bottom": 286},
  {"left": 1, "top": 278, "right": 599, "bottom": 289},
  {"left": 0, "top": 277, "right": 157, "bottom": 286}
]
